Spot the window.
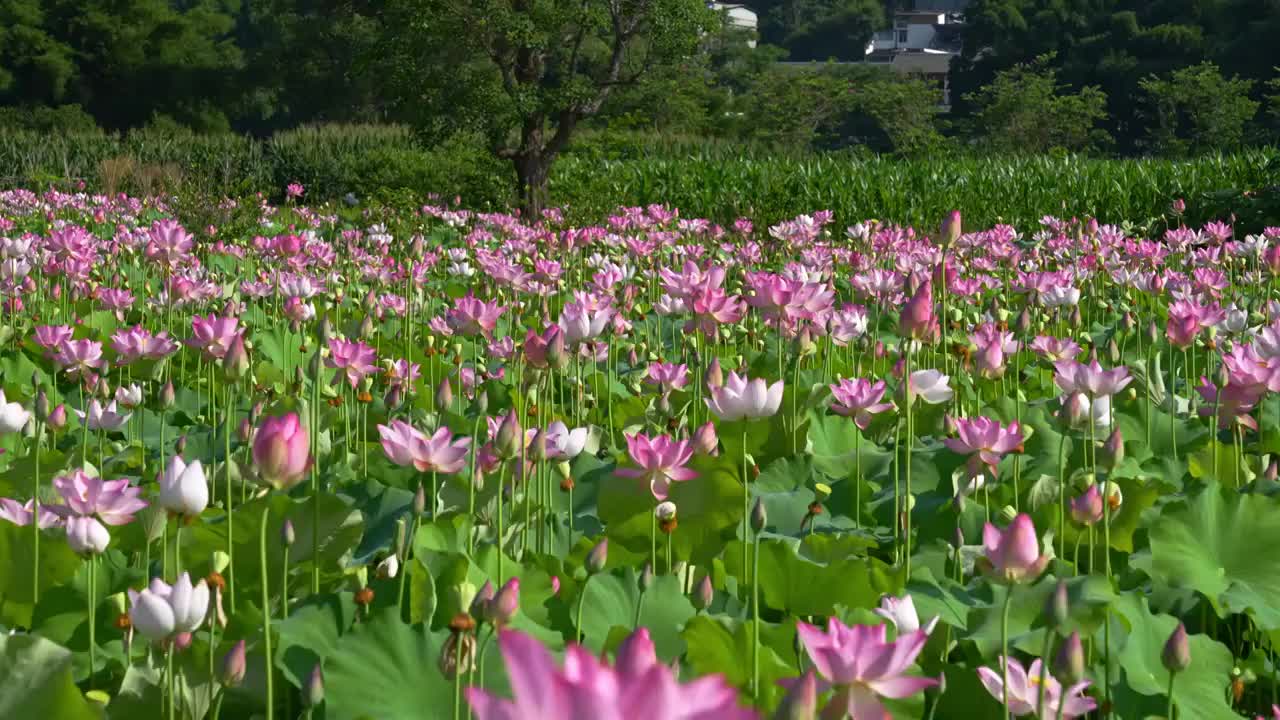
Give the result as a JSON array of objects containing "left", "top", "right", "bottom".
[{"left": 898, "top": 30, "right": 908, "bottom": 43}]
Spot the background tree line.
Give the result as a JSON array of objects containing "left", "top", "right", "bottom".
[{"left": 0, "top": 0, "right": 1276, "bottom": 209}]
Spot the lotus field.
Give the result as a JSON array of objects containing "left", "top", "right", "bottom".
[{"left": 4, "top": 186, "right": 1280, "bottom": 720}]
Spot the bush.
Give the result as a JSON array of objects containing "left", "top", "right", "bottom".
[
  {"left": 1140, "top": 62, "right": 1259, "bottom": 155},
  {"left": 0, "top": 105, "right": 99, "bottom": 133},
  {"left": 963, "top": 56, "right": 1111, "bottom": 154}
]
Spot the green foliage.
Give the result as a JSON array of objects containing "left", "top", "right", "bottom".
[
  {"left": 963, "top": 55, "right": 1111, "bottom": 154},
  {"left": 1139, "top": 62, "right": 1260, "bottom": 155},
  {"left": 0, "top": 634, "right": 101, "bottom": 719}
]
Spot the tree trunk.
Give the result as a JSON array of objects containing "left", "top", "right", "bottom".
[{"left": 515, "top": 151, "right": 551, "bottom": 219}]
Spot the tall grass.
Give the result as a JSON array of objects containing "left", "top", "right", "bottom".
[{"left": 0, "top": 124, "right": 1273, "bottom": 229}]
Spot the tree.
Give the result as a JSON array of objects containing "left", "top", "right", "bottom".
[
  {"left": 376, "top": 0, "right": 714, "bottom": 215},
  {"left": 782, "top": 0, "right": 884, "bottom": 61},
  {"left": 1139, "top": 62, "right": 1259, "bottom": 155},
  {"left": 963, "top": 55, "right": 1110, "bottom": 154}
]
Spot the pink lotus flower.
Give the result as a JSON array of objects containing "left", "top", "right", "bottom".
[
  {"left": 906, "top": 369, "right": 953, "bottom": 405},
  {"left": 829, "top": 378, "right": 893, "bottom": 429},
  {"left": 52, "top": 338, "right": 103, "bottom": 377},
  {"left": 544, "top": 421, "right": 588, "bottom": 460},
  {"left": 188, "top": 314, "right": 242, "bottom": 360},
  {"left": 0, "top": 498, "right": 61, "bottom": 528},
  {"left": 75, "top": 399, "right": 131, "bottom": 431},
  {"left": 899, "top": 279, "right": 936, "bottom": 341},
  {"left": 447, "top": 294, "right": 505, "bottom": 338},
  {"left": 1070, "top": 485, "right": 1104, "bottom": 526},
  {"left": 111, "top": 325, "right": 179, "bottom": 364},
  {"left": 1196, "top": 377, "right": 1264, "bottom": 430},
  {"left": 1053, "top": 359, "right": 1132, "bottom": 397},
  {"left": 384, "top": 358, "right": 422, "bottom": 392},
  {"left": 1029, "top": 336, "right": 1081, "bottom": 363},
  {"left": 943, "top": 416, "right": 1023, "bottom": 475},
  {"left": 788, "top": 617, "right": 938, "bottom": 718},
  {"left": 980, "top": 514, "right": 1050, "bottom": 584},
  {"left": 644, "top": 362, "right": 690, "bottom": 392},
  {"left": 33, "top": 324, "right": 74, "bottom": 353},
  {"left": 252, "top": 413, "right": 311, "bottom": 490},
  {"left": 978, "top": 657, "right": 1096, "bottom": 718},
  {"left": 377, "top": 420, "right": 471, "bottom": 474},
  {"left": 559, "top": 296, "right": 614, "bottom": 345},
  {"left": 467, "top": 628, "right": 755, "bottom": 720},
  {"left": 615, "top": 433, "right": 697, "bottom": 501},
  {"left": 524, "top": 325, "right": 566, "bottom": 370},
  {"left": 327, "top": 338, "right": 378, "bottom": 388},
  {"left": 51, "top": 470, "right": 148, "bottom": 525},
  {"left": 143, "top": 219, "right": 194, "bottom": 267},
  {"left": 705, "top": 371, "right": 783, "bottom": 421}
]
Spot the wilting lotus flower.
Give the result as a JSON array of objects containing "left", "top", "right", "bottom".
[
  {"left": 467, "top": 628, "right": 755, "bottom": 720},
  {"left": 980, "top": 514, "right": 1050, "bottom": 584},
  {"left": 158, "top": 456, "right": 208, "bottom": 517},
  {"left": 0, "top": 389, "right": 30, "bottom": 433},
  {"left": 978, "top": 657, "right": 1096, "bottom": 718},
  {"left": 52, "top": 470, "right": 148, "bottom": 525},
  {"left": 829, "top": 378, "right": 893, "bottom": 429},
  {"left": 787, "top": 617, "right": 938, "bottom": 718},
  {"left": 65, "top": 515, "right": 110, "bottom": 554},
  {"left": 252, "top": 413, "right": 311, "bottom": 490},
  {"left": 705, "top": 371, "right": 783, "bottom": 421},
  {"left": 874, "top": 593, "right": 938, "bottom": 635},
  {"left": 128, "top": 572, "right": 211, "bottom": 643},
  {"left": 615, "top": 433, "right": 697, "bottom": 501},
  {"left": 75, "top": 399, "right": 132, "bottom": 431}
]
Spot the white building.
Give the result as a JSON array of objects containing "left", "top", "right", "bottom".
[
  {"left": 866, "top": 11, "right": 960, "bottom": 56},
  {"left": 709, "top": 2, "right": 759, "bottom": 47}
]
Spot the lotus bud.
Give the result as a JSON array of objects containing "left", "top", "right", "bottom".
[
  {"left": 704, "top": 357, "right": 724, "bottom": 389},
  {"left": 1055, "top": 631, "right": 1086, "bottom": 684},
  {"left": 160, "top": 381, "right": 176, "bottom": 410},
  {"left": 435, "top": 378, "right": 453, "bottom": 410},
  {"left": 1015, "top": 309, "right": 1031, "bottom": 335},
  {"left": 383, "top": 385, "right": 403, "bottom": 411},
  {"left": 175, "top": 435, "right": 188, "bottom": 455},
  {"left": 494, "top": 410, "right": 521, "bottom": 460},
  {"left": 1045, "top": 580, "right": 1070, "bottom": 630},
  {"left": 1121, "top": 312, "right": 1135, "bottom": 334},
  {"left": 318, "top": 314, "right": 334, "bottom": 343},
  {"left": 35, "top": 390, "right": 50, "bottom": 423},
  {"left": 1107, "top": 338, "right": 1120, "bottom": 365},
  {"left": 1214, "top": 362, "right": 1230, "bottom": 390},
  {"left": 234, "top": 417, "right": 252, "bottom": 443},
  {"left": 750, "top": 497, "right": 767, "bottom": 533},
  {"left": 413, "top": 483, "right": 427, "bottom": 516},
  {"left": 1068, "top": 307, "right": 1082, "bottom": 329},
  {"left": 304, "top": 664, "right": 324, "bottom": 708},
  {"left": 773, "top": 669, "right": 818, "bottom": 720},
  {"left": 586, "top": 538, "right": 608, "bottom": 574},
  {"left": 691, "top": 421, "right": 718, "bottom": 455},
  {"left": 1101, "top": 428, "right": 1124, "bottom": 471},
  {"left": 490, "top": 578, "right": 520, "bottom": 624},
  {"left": 281, "top": 518, "right": 296, "bottom": 547},
  {"left": 224, "top": 334, "right": 250, "bottom": 380},
  {"left": 250, "top": 401, "right": 264, "bottom": 424},
  {"left": 470, "top": 581, "right": 495, "bottom": 622},
  {"left": 639, "top": 562, "right": 654, "bottom": 592},
  {"left": 1146, "top": 320, "right": 1160, "bottom": 346},
  {"left": 309, "top": 351, "right": 323, "bottom": 381},
  {"left": 1266, "top": 459, "right": 1278, "bottom": 482},
  {"left": 693, "top": 574, "right": 714, "bottom": 610},
  {"left": 220, "top": 640, "right": 246, "bottom": 688},
  {"left": 359, "top": 315, "right": 375, "bottom": 340},
  {"left": 1162, "top": 623, "right": 1191, "bottom": 673},
  {"left": 474, "top": 391, "right": 489, "bottom": 416}
]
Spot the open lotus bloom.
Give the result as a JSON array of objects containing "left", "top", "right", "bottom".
[
  {"left": 705, "top": 371, "right": 783, "bottom": 421},
  {"left": 467, "top": 628, "right": 756, "bottom": 720},
  {"left": 978, "top": 657, "right": 1096, "bottom": 718},
  {"left": 786, "top": 617, "right": 938, "bottom": 719}
]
